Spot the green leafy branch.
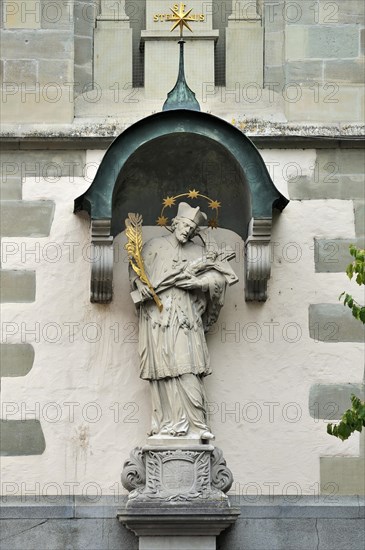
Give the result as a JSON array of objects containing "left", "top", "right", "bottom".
[
  {"left": 328, "top": 245, "right": 365, "bottom": 441},
  {"left": 327, "top": 395, "right": 365, "bottom": 441},
  {"left": 339, "top": 245, "right": 365, "bottom": 323}
]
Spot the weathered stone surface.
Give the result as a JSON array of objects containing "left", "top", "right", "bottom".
[
  {"left": 361, "top": 28, "right": 365, "bottom": 54},
  {"left": 38, "top": 59, "right": 73, "bottom": 85},
  {"left": 288, "top": 149, "right": 365, "bottom": 199},
  {"left": 0, "top": 200, "right": 55, "bottom": 237},
  {"left": 94, "top": 27, "right": 133, "bottom": 89},
  {"left": 354, "top": 200, "right": 365, "bottom": 237},
  {"left": 3, "top": 0, "right": 41, "bottom": 29},
  {"left": 74, "top": 0, "right": 98, "bottom": 37},
  {"left": 74, "top": 495, "right": 127, "bottom": 519},
  {"left": 0, "top": 150, "right": 86, "bottom": 179},
  {"left": 264, "top": 0, "right": 285, "bottom": 32},
  {"left": 0, "top": 420, "right": 45, "bottom": 456},
  {"left": 226, "top": 24, "right": 263, "bottom": 88},
  {"left": 314, "top": 238, "right": 363, "bottom": 273},
  {"left": 0, "top": 518, "right": 138, "bottom": 549},
  {"left": 0, "top": 496, "right": 75, "bottom": 519},
  {"left": 325, "top": 60, "right": 365, "bottom": 84},
  {"left": 217, "top": 518, "right": 318, "bottom": 550},
  {"left": 309, "top": 384, "right": 364, "bottom": 420},
  {"left": 286, "top": 61, "right": 324, "bottom": 84},
  {"left": 0, "top": 269, "right": 36, "bottom": 302},
  {"left": 74, "top": 63, "right": 93, "bottom": 95},
  {"left": 41, "top": 0, "right": 74, "bottom": 30},
  {"left": 309, "top": 304, "right": 365, "bottom": 343},
  {"left": 285, "top": 86, "right": 364, "bottom": 123},
  {"left": 0, "top": 30, "right": 73, "bottom": 59},
  {"left": 317, "top": 518, "right": 365, "bottom": 547},
  {"left": 286, "top": 26, "right": 360, "bottom": 60},
  {"left": 0, "top": 497, "right": 363, "bottom": 549},
  {"left": 265, "top": 32, "right": 284, "bottom": 67},
  {"left": 0, "top": 90, "right": 74, "bottom": 124},
  {"left": 0, "top": 176, "right": 22, "bottom": 200},
  {"left": 74, "top": 35, "right": 93, "bottom": 67},
  {"left": 321, "top": 458, "right": 365, "bottom": 496},
  {"left": 289, "top": 174, "right": 358, "bottom": 200},
  {"left": 334, "top": 0, "right": 365, "bottom": 23},
  {"left": 285, "top": 1, "right": 322, "bottom": 25},
  {"left": 326, "top": 148, "right": 365, "bottom": 175},
  {"left": 264, "top": 65, "right": 285, "bottom": 88},
  {"left": 0, "top": 343, "right": 35, "bottom": 377},
  {"left": 4, "top": 60, "right": 38, "bottom": 85}
]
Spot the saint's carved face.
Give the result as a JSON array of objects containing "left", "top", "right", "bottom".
[{"left": 174, "top": 218, "right": 197, "bottom": 243}]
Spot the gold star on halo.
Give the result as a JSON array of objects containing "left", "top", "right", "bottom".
[
  {"left": 157, "top": 216, "right": 169, "bottom": 226},
  {"left": 208, "top": 200, "right": 221, "bottom": 210},
  {"left": 163, "top": 196, "right": 176, "bottom": 208},
  {"left": 208, "top": 218, "right": 218, "bottom": 229},
  {"left": 187, "top": 189, "right": 199, "bottom": 199},
  {"left": 170, "top": 3, "right": 195, "bottom": 34}
]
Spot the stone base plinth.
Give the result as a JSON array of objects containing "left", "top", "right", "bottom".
[
  {"left": 139, "top": 536, "right": 215, "bottom": 549},
  {"left": 119, "top": 443, "right": 239, "bottom": 547},
  {"left": 117, "top": 505, "right": 240, "bottom": 537}
]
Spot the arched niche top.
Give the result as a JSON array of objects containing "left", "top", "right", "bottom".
[
  {"left": 74, "top": 109, "right": 289, "bottom": 304},
  {"left": 75, "top": 109, "right": 288, "bottom": 224}
]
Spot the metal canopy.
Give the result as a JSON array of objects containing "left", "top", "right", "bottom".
[
  {"left": 75, "top": 109, "right": 288, "bottom": 227},
  {"left": 74, "top": 109, "right": 289, "bottom": 303}
]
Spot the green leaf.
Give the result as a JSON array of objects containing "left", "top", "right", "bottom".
[
  {"left": 346, "top": 263, "right": 354, "bottom": 279},
  {"left": 352, "top": 305, "right": 360, "bottom": 319},
  {"left": 327, "top": 395, "right": 365, "bottom": 441},
  {"left": 359, "top": 309, "right": 365, "bottom": 323}
]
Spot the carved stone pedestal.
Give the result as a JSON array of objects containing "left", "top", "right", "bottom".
[{"left": 118, "top": 443, "right": 239, "bottom": 549}]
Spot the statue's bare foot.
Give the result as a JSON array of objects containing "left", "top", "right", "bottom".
[{"left": 201, "top": 430, "right": 215, "bottom": 440}]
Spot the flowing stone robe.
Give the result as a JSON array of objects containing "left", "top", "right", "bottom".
[{"left": 131, "top": 232, "right": 237, "bottom": 437}]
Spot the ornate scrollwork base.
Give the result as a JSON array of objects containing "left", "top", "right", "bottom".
[
  {"left": 119, "top": 444, "right": 240, "bottom": 538},
  {"left": 121, "top": 444, "right": 234, "bottom": 504}
]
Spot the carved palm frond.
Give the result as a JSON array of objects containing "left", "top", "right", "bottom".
[{"left": 124, "top": 213, "right": 163, "bottom": 311}]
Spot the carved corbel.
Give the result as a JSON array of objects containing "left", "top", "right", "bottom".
[
  {"left": 245, "top": 218, "right": 272, "bottom": 302},
  {"left": 90, "top": 219, "right": 114, "bottom": 303}
]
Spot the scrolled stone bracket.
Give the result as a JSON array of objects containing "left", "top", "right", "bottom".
[
  {"left": 90, "top": 219, "right": 114, "bottom": 304},
  {"left": 245, "top": 217, "right": 272, "bottom": 302},
  {"left": 211, "top": 447, "right": 234, "bottom": 493}
]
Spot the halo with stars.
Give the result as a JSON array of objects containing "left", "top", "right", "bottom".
[{"left": 156, "top": 189, "right": 221, "bottom": 230}]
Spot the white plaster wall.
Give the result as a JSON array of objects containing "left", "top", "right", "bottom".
[{"left": 1, "top": 149, "right": 363, "bottom": 499}]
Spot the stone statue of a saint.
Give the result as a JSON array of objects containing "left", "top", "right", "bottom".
[{"left": 129, "top": 202, "right": 238, "bottom": 441}]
